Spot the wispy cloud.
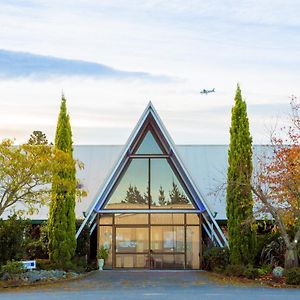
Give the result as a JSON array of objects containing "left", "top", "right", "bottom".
[{"left": 0, "top": 49, "right": 170, "bottom": 80}]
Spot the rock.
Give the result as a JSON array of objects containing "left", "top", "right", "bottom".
[
  {"left": 272, "top": 266, "right": 284, "bottom": 278},
  {"left": 1, "top": 272, "right": 10, "bottom": 281}
]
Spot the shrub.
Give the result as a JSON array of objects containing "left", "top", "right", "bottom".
[
  {"left": 260, "top": 235, "right": 285, "bottom": 267},
  {"left": 0, "top": 215, "right": 29, "bottom": 264},
  {"left": 26, "top": 222, "right": 49, "bottom": 259},
  {"left": 257, "top": 264, "right": 272, "bottom": 276},
  {"left": 203, "top": 247, "right": 229, "bottom": 271},
  {"left": 75, "top": 220, "right": 90, "bottom": 257},
  {"left": 243, "top": 266, "right": 259, "bottom": 279},
  {"left": 0, "top": 260, "right": 25, "bottom": 279},
  {"left": 285, "top": 268, "right": 300, "bottom": 285},
  {"left": 97, "top": 246, "right": 109, "bottom": 260},
  {"left": 224, "top": 264, "right": 246, "bottom": 277},
  {"left": 36, "top": 259, "right": 56, "bottom": 270}
]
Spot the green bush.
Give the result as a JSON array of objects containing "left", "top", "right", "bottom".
[
  {"left": 97, "top": 246, "right": 109, "bottom": 260},
  {"left": 257, "top": 264, "right": 272, "bottom": 276},
  {"left": 243, "top": 266, "right": 259, "bottom": 279},
  {"left": 75, "top": 220, "right": 90, "bottom": 257},
  {"left": 284, "top": 268, "right": 300, "bottom": 285},
  {"left": 203, "top": 247, "right": 230, "bottom": 271},
  {"left": 26, "top": 222, "right": 49, "bottom": 259},
  {"left": 0, "top": 215, "right": 29, "bottom": 264},
  {"left": 36, "top": 259, "right": 56, "bottom": 270},
  {"left": 260, "top": 235, "right": 285, "bottom": 267},
  {"left": 224, "top": 264, "right": 246, "bottom": 277},
  {"left": 0, "top": 260, "right": 25, "bottom": 279}
]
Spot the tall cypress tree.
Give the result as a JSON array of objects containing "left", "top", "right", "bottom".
[
  {"left": 226, "top": 84, "right": 256, "bottom": 265},
  {"left": 48, "top": 95, "right": 76, "bottom": 266}
]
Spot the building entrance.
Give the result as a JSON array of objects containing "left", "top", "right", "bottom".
[{"left": 98, "top": 213, "right": 201, "bottom": 269}]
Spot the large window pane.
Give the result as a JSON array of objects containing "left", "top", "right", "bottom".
[
  {"left": 116, "top": 254, "right": 148, "bottom": 268},
  {"left": 186, "top": 226, "right": 200, "bottom": 269},
  {"left": 104, "top": 159, "right": 149, "bottom": 209},
  {"left": 186, "top": 214, "right": 199, "bottom": 225},
  {"left": 116, "top": 227, "right": 149, "bottom": 253},
  {"left": 135, "top": 130, "right": 164, "bottom": 154},
  {"left": 115, "top": 214, "right": 148, "bottom": 224},
  {"left": 150, "top": 159, "right": 195, "bottom": 209},
  {"left": 151, "top": 226, "right": 184, "bottom": 253},
  {"left": 99, "top": 214, "right": 113, "bottom": 225},
  {"left": 99, "top": 226, "right": 113, "bottom": 269},
  {"left": 150, "top": 214, "right": 184, "bottom": 224},
  {"left": 151, "top": 254, "right": 185, "bottom": 270}
]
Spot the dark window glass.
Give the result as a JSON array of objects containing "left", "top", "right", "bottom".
[
  {"left": 135, "top": 131, "right": 164, "bottom": 154},
  {"left": 150, "top": 159, "right": 195, "bottom": 209},
  {"left": 104, "top": 159, "right": 149, "bottom": 209}
]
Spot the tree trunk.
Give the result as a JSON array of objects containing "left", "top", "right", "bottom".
[{"left": 285, "top": 248, "right": 299, "bottom": 269}]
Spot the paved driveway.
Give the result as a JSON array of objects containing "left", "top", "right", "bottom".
[{"left": 1, "top": 271, "right": 300, "bottom": 300}]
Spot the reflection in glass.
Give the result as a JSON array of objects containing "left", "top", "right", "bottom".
[
  {"left": 151, "top": 254, "right": 185, "bottom": 270},
  {"left": 135, "top": 130, "right": 164, "bottom": 154},
  {"left": 115, "top": 214, "right": 148, "bottom": 224},
  {"left": 151, "top": 159, "right": 194, "bottom": 209},
  {"left": 116, "top": 254, "right": 148, "bottom": 268},
  {"left": 116, "top": 228, "right": 149, "bottom": 253},
  {"left": 150, "top": 214, "right": 184, "bottom": 224},
  {"left": 104, "top": 159, "right": 149, "bottom": 209},
  {"left": 99, "top": 214, "right": 113, "bottom": 225},
  {"left": 186, "top": 226, "right": 200, "bottom": 269},
  {"left": 151, "top": 226, "right": 184, "bottom": 252},
  {"left": 186, "top": 214, "right": 199, "bottom": 225},
  {"left": 99, "top": 226, "right": 113, "bottom": 268}
]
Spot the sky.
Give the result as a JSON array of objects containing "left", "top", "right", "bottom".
[{"left": 0, "top": 0, "right": 299, "bottom": 145}]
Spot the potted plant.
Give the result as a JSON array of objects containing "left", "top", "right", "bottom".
[{"left": 97, "top": 245, "right": 109, "bottom": 270}]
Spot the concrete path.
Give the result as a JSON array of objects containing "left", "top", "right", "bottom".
[{"left": 1, "top": 270, "right": 300, "bottom": 300}]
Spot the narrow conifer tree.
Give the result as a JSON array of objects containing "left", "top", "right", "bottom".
[
  {"left": 226, "top": 85, "right": 256, "bottom": 265},
  {"left": 48, "top": 95, "right": 76, "bottom": 266}
]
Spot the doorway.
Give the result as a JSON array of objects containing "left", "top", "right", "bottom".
[{"left": 98, "top": 213, "right": 201, "bottom": 269}]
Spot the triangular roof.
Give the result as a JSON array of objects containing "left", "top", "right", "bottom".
[{"left": 76, "top": 102, "right": 228, "bottom": 247}]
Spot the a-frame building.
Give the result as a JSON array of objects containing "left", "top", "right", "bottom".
[{"left": 77, "top": 102, "right": 227, "bottom": 269}]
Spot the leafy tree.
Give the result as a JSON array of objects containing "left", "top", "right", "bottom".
[
  {"left": 28, "top": 131, "right": 48, "bottom": 145},
  {"left": 48, "top": 95, "right": 77, "bottom": 266},
  {"left": 252, "top": 96, "right": 300, "bottom": 268},
  {"left": 226, "top": 84, "right": 256, "bottom": 265},
  {"left": 0, "top": 139, "right": 53, "bottom": 217}
]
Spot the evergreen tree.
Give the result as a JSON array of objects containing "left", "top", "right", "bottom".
[
  {"left": 158, "top": 186, "right": 167, "bottom": 206},
  {"left": 48, "top": 95, "right": 77, "bottom": 266},
  {"left": 28, "top": 130, "right": 48, "bottom": 145},
  {"left": 169, "top": 182, "right": 189, "bottom": 204},
  {"left": 226, "top": 84, "right": 256, "bottom": 265}
]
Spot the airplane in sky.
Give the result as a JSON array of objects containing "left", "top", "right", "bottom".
[{"left": 200, "top": 88, "right": 215, "bottom": 94}]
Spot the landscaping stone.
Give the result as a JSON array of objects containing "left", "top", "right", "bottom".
[{"left": 272, "top": 266, "right": 284, "bottom": 278}]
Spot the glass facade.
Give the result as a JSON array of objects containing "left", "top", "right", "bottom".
[
  {"left": 135, "top": 130, "right": 164, "bottom": 154},
  {"left": 104, "top": 158, "right": 195, "bottom": 210},
  {"left": 98, "top": 213, "right": 201, "bottom": 269},
  {"left": 98, "top": 127, "right": 202, "bottom": 269}
]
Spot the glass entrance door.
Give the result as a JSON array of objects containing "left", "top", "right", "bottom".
[
  {"left": 115, "top": 227, "right": 149, "bottom": 268},
  {"left": 99, "top": 213, "right": 201, "bottom": 269}
]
